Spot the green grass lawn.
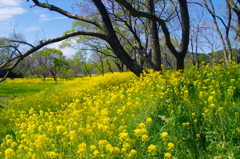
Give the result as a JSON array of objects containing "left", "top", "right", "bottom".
[{"left": 0, "top": 82, "right": 59, "bottom": 99}]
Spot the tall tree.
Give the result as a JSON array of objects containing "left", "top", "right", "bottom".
[
  {"left": 115, "top": 0, "right": 190, "bottom": 71},
  {"left": 32, "top": 48, "right": 67, "bottom": 81},
  {"left": 193, "top": 0, "right": 233, "bottom": 66},
  {"left": 0, "top": 0, "right": 190, "bottom": 81},
  {"left": 147, "top": 0, "right": 162, "bottom": 71}
]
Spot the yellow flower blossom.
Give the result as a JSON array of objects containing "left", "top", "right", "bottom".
[
  {"left": 109, "top": 147, "right": 120, "bottom": 154},
  {"left": 117, "top": 109, "right": 123, "bottom": 115},
  {"left": 4, "top": 148, "right": 16, "bottom": 159},
  {"left": 146, "top": 117, "right": 153, "bottom": 124},
  {"left": 138, "top": 123, "right": 146, "bottom": 129},
  {"left": 128, "top": 149, "right": 137, "bottom": 157},
  {"left": 119, "top": 132, "right": 130, "bottom": 142},
  {"left": 164, "top": 152, "right": 172, "bottom": 158},
  {"left": 208, "top": 96, "right": 214, "bottom": 102},
  {"left": 147, "top": 144, "right": 157, "bottom": 156},
  {"left": 98, "top": 140, "right": 109, "bottom": 148},
  {"left": 133, "top": 129, "right": 142, "bottom": 137},
  {"left": 77, "top": 142, "right": 87, "bottom": 154},
  {"left": 182, "top": 122, "right": 190, "bottom": 126},
  {"left": 167, "top": 142, "right": 174, "bottom": 151},
  {"left": 45, "top": 151, "right": 59, "bottom": 158},
  {"left": 90, "top": 145, "right": 97, "bottom": 151},
  {"left": 5, "top": 135, "right": 11, "bottom": 140},
  {"left": 161, "top": 132, "right": 169, "bottom": 139},
  {"left": 141, "top": 134, "right": 149, "bottom": 141},
  {"left": 123, "top": 142, "right": 130, "bottom": 149},
  {"left": 10, "top": 142, "right": 18, "bottom": 148},
  {"left": 93, "top": 150, "right": 100, "bottom": 157}
]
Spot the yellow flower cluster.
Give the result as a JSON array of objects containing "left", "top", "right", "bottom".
[
  {"left": 0, "top": 72, "right": 165, "bottom": 158},
  {"left": 147, "top": 144, "right": 157, "bottom": 156},
  {"left": 0, "top": 64, "right": 240, "bottom": 158}
]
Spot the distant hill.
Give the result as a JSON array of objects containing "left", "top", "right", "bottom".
[{"left": 185, "top": 48, "right": 239, "bottom": 66}]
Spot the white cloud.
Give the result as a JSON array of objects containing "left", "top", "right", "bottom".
[
  {"left": 0, "top": 0, "right": 21, "bottom": 7},
  {"left": 48, "top": 41, "right": 76, "bottom": 57},
  {"left": 24, "top": 26, "right": 42, "bottom": 32},
  {"left": 48, "top": 41, "right": 62, "bottom": 49},
  {"left": 39, "top": 14, "right": 66, "bottom": 21},
  {"left": 0, "top": 0, "right": 26, "bottom": 21},
  {"left": 61, "top": 47, "right": 76, "bottom": 57},
  {"left": 0, "top": 7, "right": 25, "bottom": 21}
]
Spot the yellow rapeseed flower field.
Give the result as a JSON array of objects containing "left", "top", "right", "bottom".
[{"left": 0, "top": 64, "right": 240, "bottom": 158}]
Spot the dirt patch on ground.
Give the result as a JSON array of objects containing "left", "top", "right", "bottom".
[
  {"left": 0, "top": 97, "right": 9, "bottom": 101},
  {"left": 0, "top": 97, "right": 9, "bottom": 108}
]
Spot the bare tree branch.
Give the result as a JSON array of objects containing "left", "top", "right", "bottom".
[
  {"left": 29, "top": 0, "right": 103, "bottom": 29},
  {"left": 0, "top": 71, "right": 9, "bottom": 82},
  {"left": 10, "top": 40, "right": 35, "bottom": 48},
  {"left": 0, "top": 31, "right": 107, "bottom": 72},
  {"left": 115, "top": 0, "right": 186, "bottom": 57}
]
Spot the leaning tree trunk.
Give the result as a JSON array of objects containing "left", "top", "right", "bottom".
[{"left": 93, "top": 0, "right": 145, "bottom": 77}]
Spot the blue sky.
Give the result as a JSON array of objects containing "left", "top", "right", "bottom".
[
  {"left": 0, "top": 0, "right": 226, "bottom": 57},
  {"left": 0, "top": 0, "right": 76, "bottom": 57}
]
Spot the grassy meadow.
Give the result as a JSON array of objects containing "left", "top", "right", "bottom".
[
  {"left": 0, "top": 78, "right": 60, "bottom": 99},
  {"left": 0, "top": 64, "right": 240, "bottom": 159}
]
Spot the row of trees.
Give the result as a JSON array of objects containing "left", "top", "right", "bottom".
[
  {"left": 11, "top": 47, "right": 122, "bottom": 81},
  {"left": 1, "top": 0, "right": 240, "bottom": 81}
]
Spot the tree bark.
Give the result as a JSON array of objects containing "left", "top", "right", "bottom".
[
  {"left": 176, "top": 0, "right": 190, "bottom": 70},
  {"left": 92, "top": 0, "right": 145, "bottom": 76},
  {"left": 176, "top": 54, "right": 185, "bottom": 72},
  {"left": 225, "top": 2, "right": 233, "bottom": 62},
  {"left": 147, "top": 0, "right": 161, "bottom": 71}
]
